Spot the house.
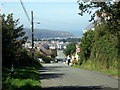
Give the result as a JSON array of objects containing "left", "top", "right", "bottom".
[
  {"left": 83, "top": 22, "right": 95, "bottom": 33},
  {"left": 83, "top": 18, "right": 101, "bottom": 33},
  {"left": 38, "top": 43, "right": 51, "bottom": 57},
  {"left": 49, "top": 44, "right": 57, "bottom": 49}
]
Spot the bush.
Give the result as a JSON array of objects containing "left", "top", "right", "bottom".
[
  {"left": 90, "top": 34, "right": 119, "bottom": 69},
  {"left": 2, "top": 67, "right": 41, "bottom": 90},
  {"left": 78, "top": 22, "right": 119, "bottom": 70},
  {"left": 63, "top": 42, "right": 77, "bottom": 56},
  {"left": 37, "top": 54, "right": 55, "bottom": 63},
  {"left": 10, "top": 49, "right": 42, "bottom": 68}
]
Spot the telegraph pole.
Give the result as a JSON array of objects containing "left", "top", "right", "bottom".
[{"left": 31, "top": 11, "right": 34, "bottom": 58}]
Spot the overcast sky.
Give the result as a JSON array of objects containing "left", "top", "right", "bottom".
[{"left": 1, "top": 0, "right": 92, "bottom": 36}]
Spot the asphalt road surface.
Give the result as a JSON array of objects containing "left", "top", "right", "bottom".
[
  {"left": 40, "top": 63, "right": 119, "bottom": 90},
  {"left": 56, "top": 50, "right": 66, "bottom": 59}
]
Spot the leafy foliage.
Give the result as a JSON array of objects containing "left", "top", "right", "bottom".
[
  {"left": 2, "top": 13, "right": 43, "bottom": 68},
  {"left": 63, "top": 42, "right": 77, "bottom": 56},
  {"left": 2, "top": 14, "right": 28, "bottom": 68},
  {"left": 90, "top": 22, "right": 119, "bottom": 69},
  {"left": 35, "top": 51, "right": 55, "bottom": 63},
  {"left": 51, "top": 49, "right": 57, "bottom": 58},
  {"left": 77, "top": 1, "right": 120, "bottom": 70},
  {"left": 78, "top": 1, "right": 120, "bottom": 22},
  {"left": 2, "top": 67, "right": 41, "bottom": 90},
  {"left": 78, "top": 30, "right": 95, "bottom": 65},
  {"left": 2, "top": 13, "right": 42, "bottom": 90}
]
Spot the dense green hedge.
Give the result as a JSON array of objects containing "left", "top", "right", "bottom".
[
  {"left": 90, "top": 34, "right": 118, "bottom": 69},
  {"left": 78, "top": 22, "right": 119, "bottom": 70},
  {"left": 77, "top": 0, "right": 120, "bottom": 72},
  {"left": 34, "top": 51, "right": 55, "bottom": 63}
]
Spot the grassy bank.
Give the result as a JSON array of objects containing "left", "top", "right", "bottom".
[
  {"left": 72, "top": 65, "right": 119, "bottom": 78},
  {"left": 2, "top": 66, "right": 42, "bottom": 90}
]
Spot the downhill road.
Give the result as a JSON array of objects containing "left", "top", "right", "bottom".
[
  {"left": 56, "top": 50, "right": 66, "bottom": 59},
  {"left": 40, "top": 63, "right": 119, "bottom": 90}
]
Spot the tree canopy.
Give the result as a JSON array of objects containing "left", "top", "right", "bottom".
[
  {"left": 2, "top": 13, "right": 28, "bottom": 67},
  {"left": 63, "top": 42, "right": 77, "bottom": 56}
]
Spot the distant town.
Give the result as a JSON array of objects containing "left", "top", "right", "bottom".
[
  {"left": 22, "top": 37, "right": 81, "bottom": 58},
  {"left": 23, "top": 37, "right": 81, "bottom": 50}
]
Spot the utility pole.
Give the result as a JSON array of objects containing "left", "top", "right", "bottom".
[{"left": 31, "top": 11, "right": 34, "bottom": 58}]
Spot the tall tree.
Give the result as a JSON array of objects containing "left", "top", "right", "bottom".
[
  {"left": 2, "top": 14, "right": 28, "bottom": 68},
  {"left": 79, "top": 30, "right": 95, "bottom": 65},
  {"left": 78, "top": 1, "right": 120, "bottom": 35},
  {"left": 63, "top": 42, "right": 77, "bottom": 56}
]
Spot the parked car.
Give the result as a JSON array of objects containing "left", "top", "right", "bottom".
[
  {"left": 54, "top": 59, "right": 58, "bottom": 63},
  {"left": 57, "top": 59, "right": 63, "bottom": 63},
  {"left": 37, "top": 58, "right": 44, "bottom": 63},
  {"left": 63, "top": 58, "right": 67, "bottom": 62},
  {"left": 50, "top": 61, "right": 55, "bottom": 63}
]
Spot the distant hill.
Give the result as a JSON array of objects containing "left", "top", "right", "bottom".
[{"left": 23, "top": 28, "right": 74, "bottom": 39}]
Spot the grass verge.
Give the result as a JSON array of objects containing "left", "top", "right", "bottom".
[
  {"left": 2, "top": 66, "right": 41, "bottom": 90},
  {"left": 72, "top": 65, "right": 119, "bottom": 78}
]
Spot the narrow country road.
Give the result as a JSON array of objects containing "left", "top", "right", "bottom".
[
  {"left": 40, "top": 63, "right": 119, "bottom": 90},
  {"left": 56, "top": 50, "right": 66, "bottom": 59}
]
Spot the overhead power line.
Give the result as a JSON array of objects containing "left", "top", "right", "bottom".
[{"left": 19, "top": 0, "right": 31, "bottom": 24}]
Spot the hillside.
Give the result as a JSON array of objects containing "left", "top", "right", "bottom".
[{"left": 23, "top": 28, "right": 74, "bottom": 39}]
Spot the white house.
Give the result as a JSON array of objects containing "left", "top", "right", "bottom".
[{"left": 83, "top": 18, "right": 101, "bottom": 33}]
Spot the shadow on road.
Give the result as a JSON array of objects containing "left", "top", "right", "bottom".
[
  {"left": 40, "top": 65, "right": 67, "bottom": 70},
  {"left": 39, "top": 66, "right": 65, "bottom": 80},
  {"left": 41, "top": 86, "right": 119, "bottom": 90},
  {"left": 39, "top": 64, "right": 119, "bottom": 90},
  {"left": 39, "top": 65, "right": 66, "bottom": 71},
  {"left": 40, "top": 73, "right": 64, "bottom": 80}
]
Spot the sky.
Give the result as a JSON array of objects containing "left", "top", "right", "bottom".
[{"left": 0, "top": 0, "right": 92, "bottom": 37}]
